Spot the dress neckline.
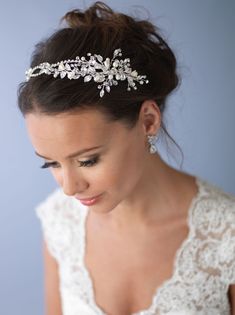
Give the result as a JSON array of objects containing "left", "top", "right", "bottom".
[{"left": 79, "top": 176, "right": 206, "bottom": 315}]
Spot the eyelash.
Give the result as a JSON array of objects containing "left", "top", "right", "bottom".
[{"left": 40, "top": 156, "right": 100, "bottom": 169}]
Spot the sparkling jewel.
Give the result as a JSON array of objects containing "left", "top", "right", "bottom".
[{"left": 25, "top": 48, "right": 149, "bottom": 98}]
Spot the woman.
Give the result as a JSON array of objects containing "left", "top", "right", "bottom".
[{"left": 17, "top": 2, "right": 235, "bottom": 315}]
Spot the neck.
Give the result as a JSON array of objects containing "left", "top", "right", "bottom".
[{"left": 104, "top": 154, "right": 195, "bottom": 232}]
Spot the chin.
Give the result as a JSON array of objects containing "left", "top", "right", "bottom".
[{"left": 89, "top": 197, "right": 122, "bottom": 216}]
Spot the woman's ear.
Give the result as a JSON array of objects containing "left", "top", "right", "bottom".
[{"left": 139, "top": 100, "right": 161, "bottom": 136}]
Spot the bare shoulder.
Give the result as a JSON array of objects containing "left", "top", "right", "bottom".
[{"left": 43, "top": 240, "right": 63, "bottom": 315}]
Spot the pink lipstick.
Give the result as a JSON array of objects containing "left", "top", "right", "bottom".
[{"left": 76, "top": 193, "right": 102, "bottom": 206}]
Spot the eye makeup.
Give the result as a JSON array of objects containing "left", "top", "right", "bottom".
[{"left": 40, "top": 155, "right": 100, "bottom": 169}]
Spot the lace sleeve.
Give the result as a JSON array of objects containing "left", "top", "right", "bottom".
[
  {"left": 193, "top": 185, "right": 235, "bottom": 287},
  {"left": 217, "top": 197, "right": 235, "bottom": 285},
  {"left": 35, "top": 188, "right": 78, "bottom": 263}
]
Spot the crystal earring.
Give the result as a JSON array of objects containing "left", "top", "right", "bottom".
[{"left": 147, "top": 134, "right": 158, "bottom": 154}]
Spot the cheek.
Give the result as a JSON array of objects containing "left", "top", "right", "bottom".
[
  {"left": 49, "top": 169, "right": 63, "bottom": 186},
  {"left": 120, "top": 149, "right": 145, "bottom": 186},
  {"left": 90, "top": 146, "right": 145, "bottom": 191}
]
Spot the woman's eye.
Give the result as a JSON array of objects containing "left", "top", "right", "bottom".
[
  {"left": 78, "top": 156, "right": 99, "bottom": 167},
  {"left": 40, "top": 156, "right": 99, "bottom": 169},
  {"left": 40, "top": 161, "right": 60, "bottom": 169}
]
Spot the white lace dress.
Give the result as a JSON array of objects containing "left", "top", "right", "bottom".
[{"left": 35, "top": 177, "right": 235, "bottom": 315}]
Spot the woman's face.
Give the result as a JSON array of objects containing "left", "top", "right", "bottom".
[{"left": 25, "top": 104, "right": 158, "bottom": 214}]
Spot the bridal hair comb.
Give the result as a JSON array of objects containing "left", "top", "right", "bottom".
[{"left": 25, "top": 48, "right": 149, "bottom": 97}]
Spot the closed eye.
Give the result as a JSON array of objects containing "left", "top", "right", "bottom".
[{"left": 40, "top": 156, "right": 100, "bottom": 169}]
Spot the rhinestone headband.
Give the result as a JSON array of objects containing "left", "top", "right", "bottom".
[{"left": 25, "top": 48, "right": 149, "bottom": 98}]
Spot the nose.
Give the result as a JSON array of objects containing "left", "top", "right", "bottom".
[{"left": 62, "top": 167, "right": 88, "bottom": 196}]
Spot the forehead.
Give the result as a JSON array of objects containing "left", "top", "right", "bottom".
[
  {"left": 25, "top": 110, "right": 127, "bottom": 157},
  {"left": 26, "top": 109, "right": 111, "bottom": 140}
]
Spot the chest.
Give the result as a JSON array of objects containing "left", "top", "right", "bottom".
[{"left": 84, "top": 216, "right": 189, "bottom": 315}]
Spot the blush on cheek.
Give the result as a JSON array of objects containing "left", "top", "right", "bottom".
[{"left": 111, "top": 153, "right": 144, "bottom": 196}]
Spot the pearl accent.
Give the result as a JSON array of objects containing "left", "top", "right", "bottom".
[{"left": 25, "top": 48, "right": 149, "bottom": 98}]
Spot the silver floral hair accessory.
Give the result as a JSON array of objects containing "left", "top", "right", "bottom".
[{"left": 25, "top": 48, "right": 149, "bottom": 98}]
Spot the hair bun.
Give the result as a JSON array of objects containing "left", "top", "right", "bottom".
[{"left": 61, "top": 1, "right": 115, "bottom": 28}]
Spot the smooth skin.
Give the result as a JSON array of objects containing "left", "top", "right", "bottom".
[
  {"left": 26, "top": 100, "right": 235, "bottom": 315},
  {"left": 43, "top": 241, "right": 62, "bottom": 315}
]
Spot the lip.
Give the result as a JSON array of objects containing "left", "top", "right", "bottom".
[
  {"left": 76, "top": 193, "right": 102, "bottom": 201},
  {"left": 75, "top": 193, "right": 103, "bottom": 206}
]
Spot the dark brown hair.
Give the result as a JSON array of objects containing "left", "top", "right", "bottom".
[{"left": 17, "top": 1, "right": 183, "bottom": 165}]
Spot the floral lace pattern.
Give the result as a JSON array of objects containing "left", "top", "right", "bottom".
[{"left": 36, "top": 177, "right": 235, "bottom": 315}]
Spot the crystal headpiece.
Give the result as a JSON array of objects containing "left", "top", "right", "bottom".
[{"left": 25, "top": 48, "right": 149, "bottom": 97}]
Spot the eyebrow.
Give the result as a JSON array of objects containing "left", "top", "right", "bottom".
[{"left": 35, "top": 145, "right": 103, "bottom": 160}]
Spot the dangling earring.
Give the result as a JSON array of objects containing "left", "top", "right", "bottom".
[{"left": 147, "top": 134, "right": 158, "bottom": 154}]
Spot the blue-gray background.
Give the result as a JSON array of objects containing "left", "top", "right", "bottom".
[{"left": 0, "top": 0, "right": 234, "bottom": 314}]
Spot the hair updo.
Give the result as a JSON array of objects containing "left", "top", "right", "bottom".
[{"left": 17, "top": 1, "right": 183, "bottom": 163}]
